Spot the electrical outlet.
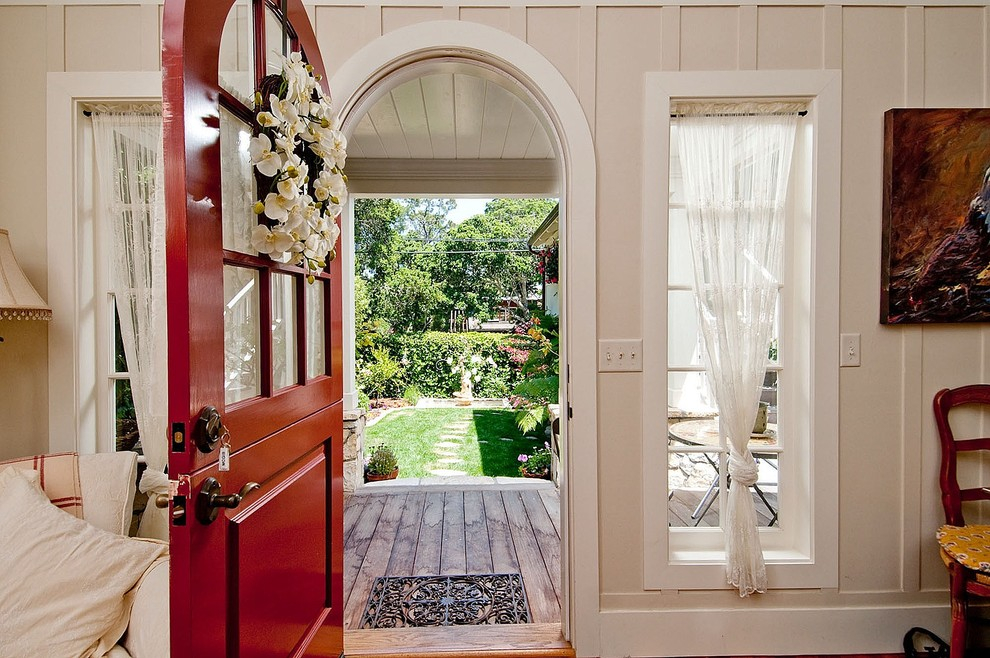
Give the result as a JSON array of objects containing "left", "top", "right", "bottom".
[
  {"left": 598, "top": 339, "right": 643, "bottom": 372},
  {"left": 840, "top": 333, "right": 861, "bottom": 367}
]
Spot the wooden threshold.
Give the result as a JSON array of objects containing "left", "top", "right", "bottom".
[{"left": 344, "top": 623, "right": 574, "bottom": 658}]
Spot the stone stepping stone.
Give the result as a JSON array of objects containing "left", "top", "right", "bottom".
[
  {"left": 428, "top": 468, "right": 467, "bottom": 477},
  {"left": 434, "top": 441, "right": 462, "bottom": 449},
  {"left": 439, "top": 434, "right": 465, "bottom": 441},
  {"left": 436, "top": 457, "right": 463, "bottom": 465}
]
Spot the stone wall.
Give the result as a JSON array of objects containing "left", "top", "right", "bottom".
[{"left": 343, "top": 409, "right": 366, "bottom": 494}]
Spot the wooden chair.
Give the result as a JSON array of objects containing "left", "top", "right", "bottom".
[{"left": 934, "top": 385, "right": 990, "bottom": 658}]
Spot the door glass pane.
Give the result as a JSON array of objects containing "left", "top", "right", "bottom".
[
  {"left": 265, "top": 7, "right": 290, "bottom": 76},
  {"left": 218, "top": 0, "right": 255, "bottom": 106},
  {"left": 220, "top": 106, "right": 257, "bottom": 254},
  {"left": 305, "top": 280, "right": 326, "bottom": 378},
  {"left": 224, "top": 266, "right": 261, "bottom": 404},
  {"left": 272, "top": 273, "right": 298, "bottom": 390}
]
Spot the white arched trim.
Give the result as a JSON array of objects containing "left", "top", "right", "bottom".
[{"left": 330, "top": 21, "right": 600, "bottom": 655}]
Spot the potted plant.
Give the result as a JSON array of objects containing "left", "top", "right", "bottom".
[
  {"left": 517, "top": 443, "right": 552, "bottom": 479},
  {"left": 364, "top": 444, "right": 399, "bottom": 482}
]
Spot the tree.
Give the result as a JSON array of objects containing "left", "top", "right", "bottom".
[
  {"left": 401, "top": 198, "right": 455, "bottom": 243},
  {"left": 431, "top": 198, "right": 554, "bottom": 319},
  {"left": 377, "top": 267, "right": 449, "bottom": 332},
  {"left": 354, "top": 198, "right": 404, "bottom": 285}
]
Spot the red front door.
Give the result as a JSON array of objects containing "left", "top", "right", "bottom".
[{"left": 162, "top": 1, "right": 344, "bottom": 656}]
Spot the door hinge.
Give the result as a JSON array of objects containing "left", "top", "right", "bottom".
[{"left": 568, "top": 404, "right": 573, "bottom": 419}]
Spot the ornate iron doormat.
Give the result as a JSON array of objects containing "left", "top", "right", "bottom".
[{"left": 359, "top": 573, "right": 531, "bottom": 628}]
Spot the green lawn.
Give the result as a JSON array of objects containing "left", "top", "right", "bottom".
[{"left": 364, "top": 407, "right": 546, "bottom": 478}]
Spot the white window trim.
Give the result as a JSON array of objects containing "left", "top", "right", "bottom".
[
  {"left": 46, "top": 71, "right": 162, "bottom": 455},
  {"left": 641, "top": 70, "right": 840, "bottom": 590}
]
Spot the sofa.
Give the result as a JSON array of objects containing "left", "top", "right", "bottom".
[{"left": 0, "top": 451, "right": 169, "bottom": 658}]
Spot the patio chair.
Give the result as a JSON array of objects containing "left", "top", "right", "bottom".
[{"left": 933, "top": 384, "right": 990, "bottom": 658}]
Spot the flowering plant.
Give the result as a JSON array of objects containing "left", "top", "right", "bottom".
[
  {"left": 517, "top": 442, "right": 552, "bottom": 478},
  {"left": 249, "top": 52, "right": 347, "bottom": 281},
  {"left": 536, "top": 240, "right": 558, "bottom": 284}
]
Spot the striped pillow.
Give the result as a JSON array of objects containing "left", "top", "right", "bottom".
[{"left": 0, "top": 452, "right": 84, "bottom": 518}]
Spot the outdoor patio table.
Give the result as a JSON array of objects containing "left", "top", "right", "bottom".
[{"left": 667, "top": 419, "right": 780, "bottom": 526}]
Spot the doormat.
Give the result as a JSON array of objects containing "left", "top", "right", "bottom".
[{"left": 359, "top": 573, "right": 530, "bottom": 628}]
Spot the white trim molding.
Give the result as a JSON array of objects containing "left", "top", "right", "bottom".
[
  {"left": 329, "top": 20, "right": 600, "bottom": 655},
  {"left": 46, "top": 71, "right": 163, "bottom": 454}
]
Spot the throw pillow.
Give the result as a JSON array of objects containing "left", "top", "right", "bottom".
[
  {"left": 0, "top": 467, "right": 167, "bottom": 658},
  {"left": 0, "top": 451, "right": 84, "bottom": 518}
]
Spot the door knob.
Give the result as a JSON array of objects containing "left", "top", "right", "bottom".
[{"left": 195, "top": 477, "right": 261, "bottom": 525}]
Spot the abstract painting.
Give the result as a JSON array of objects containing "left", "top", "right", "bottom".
[{"left": 881, "top": 108, "right": 990, "bottom": 323}]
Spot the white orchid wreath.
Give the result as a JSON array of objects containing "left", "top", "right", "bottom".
[{"left": 248, "top": 52, "right": 347, "bottom": 282}]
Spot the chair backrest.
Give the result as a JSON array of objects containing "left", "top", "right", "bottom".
[{"left": 934, "top": 385, "right": 990, "bottom": 526}]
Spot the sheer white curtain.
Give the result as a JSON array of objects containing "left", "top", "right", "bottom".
[
  {"left": 92, "top": 110, "right": 169, "bottom": 540},
  {"left": 675, "top": 101, "right": 800, "bottom": 596}
]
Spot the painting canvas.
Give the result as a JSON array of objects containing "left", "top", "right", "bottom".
[{"left": 882, "top": 108, "right": 990, "bottom": 323}]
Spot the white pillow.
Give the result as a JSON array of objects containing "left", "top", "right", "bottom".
[{"left": 0, "top": 467, "right": 167, "bottom": 658}]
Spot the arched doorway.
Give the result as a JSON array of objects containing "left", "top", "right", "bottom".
[{"left": 330, "top": 20, "right": 601, "bottom": 655}]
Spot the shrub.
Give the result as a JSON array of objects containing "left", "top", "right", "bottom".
[
  {"left": 393, "top": 332, "right": 524, "bottom": 398},
  {"left": 357, "top": 347, "right": 405, "bottom": 399},
  {"left": 402, "top": 384, "right": 422, "bottom": 406},
  {"left": 358, "top": 391, "right": 370, "bottom": 411}
]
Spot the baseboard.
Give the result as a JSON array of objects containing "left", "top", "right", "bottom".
[{"left": 597, "top": 605, "right": 946, "bottom": 657}]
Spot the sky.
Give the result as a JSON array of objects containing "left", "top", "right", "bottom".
[{"left": 447, "top": 198, "right": 492, "bottom": 224}]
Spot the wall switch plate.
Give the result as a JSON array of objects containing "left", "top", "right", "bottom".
[
  {"left": 598, "top": 339, "right": 643, "bottom": 372},
  {"left": 840, "top": 333, "right": 861, "bottom": 367}
]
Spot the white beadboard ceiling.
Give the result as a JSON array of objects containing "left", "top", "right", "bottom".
[{"left": 345, "top": 71, "right": 559, "bottom": 196}]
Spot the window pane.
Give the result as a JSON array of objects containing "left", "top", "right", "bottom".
[
  {"left": 667, "top": 290, "right": 703, "bottom": 368},
  {"left": 668, "top": 448, "right": 721, "bottom": 527},
  {"left": 667, "top": 371, "right": 717, "bottom": 419},
  {"left": 667, "top": 207, "right": 695, "bottom": 287},
  {"left": 220, "top": 106, "right": 257, "bottom": 254},
  {"left": 272, "top": 273, "right": 298, "bottom": 390},
  {"left": 218, "top": 0, "right": 255, "bottom": 105},
  {"left": 265, "top": 7, "right": 290, "bottom": 76},
  {"left": 115, "top": 379, "right": 142, "bottom": 455},
  {"left": 306, "top": 280, "right": 326, "bottom": 378},
  {"left": 113, "top": 299, "right": 128, "bottom": 374},
  {"left": 224, "top": 265, "right": 261, "bottom": 404}
]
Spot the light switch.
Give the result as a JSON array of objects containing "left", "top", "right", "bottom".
[
  {"left": 840, "top": 333, "right": 861, "bottom": 367},
  {"left": 599, "top": 339, "right": 643, "bottom": 372}
]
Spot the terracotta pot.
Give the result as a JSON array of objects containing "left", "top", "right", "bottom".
[
  {"left": 520, "top": 466, "right": 549, "bottom": 479},
  {"left": 365, "top": 467, "right": 399, "bottom": 482}
]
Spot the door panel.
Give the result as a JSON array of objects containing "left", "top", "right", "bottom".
[
  {"left": 231, "top": 452, "right": 327, "bottom": 657},
  {"left": 163, "top": 1, "right": 344, "bottom": 655}
]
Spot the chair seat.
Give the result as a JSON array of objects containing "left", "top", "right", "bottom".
[{"left": 938, "top": 525, "right": 990, "bottom": 579}]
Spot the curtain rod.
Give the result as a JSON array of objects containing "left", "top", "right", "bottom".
[
  {"left": 670, "top": 110, "right": 808, "bottom": 118},
  {"left": 82, "top": 102, "right": 162, "bottom": 117}
]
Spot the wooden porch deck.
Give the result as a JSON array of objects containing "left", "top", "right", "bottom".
[{"left": 343, "top": 483, "right": 562, "bottom": 630}]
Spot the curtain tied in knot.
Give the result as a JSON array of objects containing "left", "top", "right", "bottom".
[
  {"left": 139, "top": 468, "right": 169, "bottom": 496},
  {"left": 727, "top": 449, "right": 759, "bottom": 487}
]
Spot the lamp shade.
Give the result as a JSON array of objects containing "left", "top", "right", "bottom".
[{"left": 0, "top": 229, "right": 52, "bottom": 321}]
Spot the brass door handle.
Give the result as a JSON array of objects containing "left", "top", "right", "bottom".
[{"left": 195, "top": 477, "right": 261, "bottom": 525}]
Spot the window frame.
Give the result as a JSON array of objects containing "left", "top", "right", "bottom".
[{"left": 641, "top": 70, "right": 840, "bottom": 591}]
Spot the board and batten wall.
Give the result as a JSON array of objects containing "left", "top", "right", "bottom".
[{"left": 1, "top": 1, "right": 989, "bottom": 655}]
